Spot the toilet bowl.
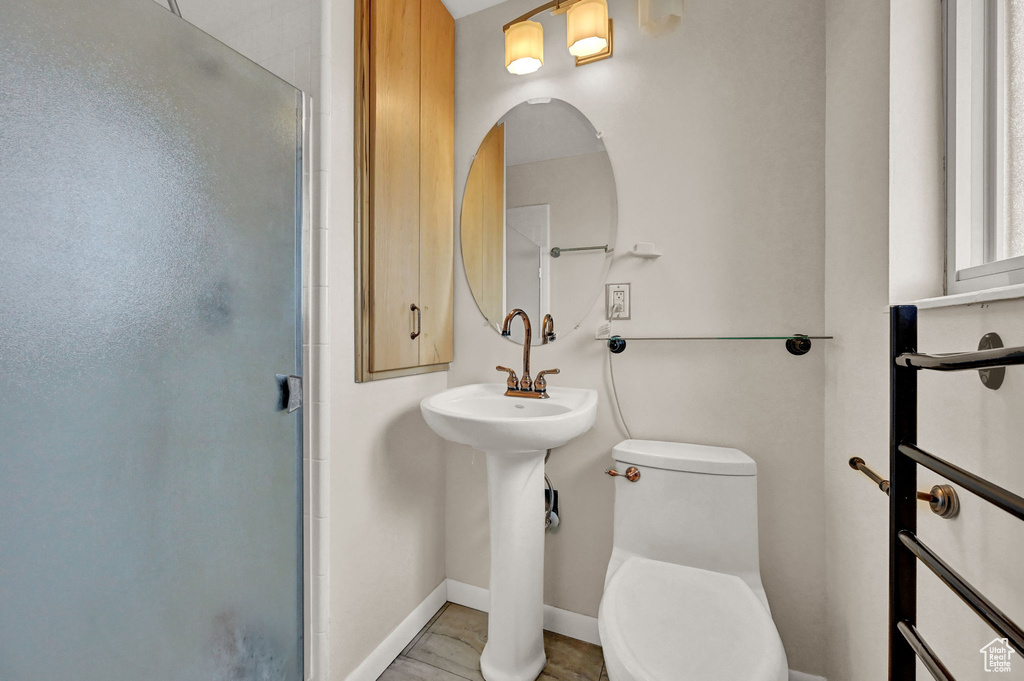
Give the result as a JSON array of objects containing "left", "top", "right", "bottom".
[{"left": 598, "top": 440, "right": 789, "bottom": 681}]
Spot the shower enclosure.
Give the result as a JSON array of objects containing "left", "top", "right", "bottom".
[{"left": 0, "top": 0, "right": 305, "bottom": 679}]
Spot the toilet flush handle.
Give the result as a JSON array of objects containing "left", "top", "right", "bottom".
[{"left": 605, "top": 467, "right": 641, "bottom": 482}]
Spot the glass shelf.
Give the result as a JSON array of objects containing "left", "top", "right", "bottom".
[
  {"left": 596, "top": 335, "right": 833, "bottom": 341},
  {"left": 597, "top": 334, "right": 834, "bottom": 356}
]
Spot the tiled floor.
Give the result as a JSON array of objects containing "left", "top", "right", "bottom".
[{"left": 379, "top": 603, "right": 609, "bottom": 681}]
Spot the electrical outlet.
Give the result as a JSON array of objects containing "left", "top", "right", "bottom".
[{"left": 606, "top": 283, "right": 631, "bottom": 320}]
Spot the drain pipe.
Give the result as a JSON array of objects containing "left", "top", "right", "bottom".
[{"left": 544, "top": 450, "right": 560, "bottom": 529}]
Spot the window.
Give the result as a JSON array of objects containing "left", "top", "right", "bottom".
[{"left": 946, "top": 0, "right": 1024, "bottom": 293}]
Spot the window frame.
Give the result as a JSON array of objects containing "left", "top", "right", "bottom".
[{"left": 945, "top": 0, "right": 1024, "bottom": 294}]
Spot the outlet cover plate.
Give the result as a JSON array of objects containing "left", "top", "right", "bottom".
[{"left": 606, "top": 283, "right": 631, "bottom": 320}]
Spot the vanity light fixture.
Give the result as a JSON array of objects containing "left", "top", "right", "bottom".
[
  {"left": 566, "top": 0, "right": 609, "bottom": 57},
  {"left": 505, "top": 20, "right": 544, "bottom": 75},
  {"left": 503, "top": 0, "right": 613, "bottom": 75}
]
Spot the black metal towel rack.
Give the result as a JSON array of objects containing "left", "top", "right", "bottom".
[{"left": 888, "top": 305, "right": 1024, "bottom": 680}]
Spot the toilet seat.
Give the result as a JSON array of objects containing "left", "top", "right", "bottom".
[{"left": 598, "top": 557, "right": 788, "bottom": 681}]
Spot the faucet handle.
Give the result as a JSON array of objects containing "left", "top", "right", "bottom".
[
  {"left": 534, "top": 368, "right": 560, "bottom": 393},
  {"left": 496, "top": 365, "right": 519, "bottom": 390}
]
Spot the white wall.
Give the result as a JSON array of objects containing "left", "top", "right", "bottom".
[
  {"left": 822, "top": 1, "right": 891, "bottom": 678},
  {"left": 889, "top": 0, "right": 945, "bottom": 304},
  {"left": 448, "top": 0, "right": 828, "bottom": 675},
  {"left": 323, "top": 2, "right": 449, "bottom": 680},
  {"left": 825, "top": 2, "right": 1024, "bottom": 680}
]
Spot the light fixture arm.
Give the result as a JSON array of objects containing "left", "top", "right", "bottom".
[{"left": 502, "top": 0, "right": 583, "bottom": 32}]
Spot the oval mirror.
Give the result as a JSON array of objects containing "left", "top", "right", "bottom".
[{"left": 461, "top": 99, "right": 617, "bottom": 345}]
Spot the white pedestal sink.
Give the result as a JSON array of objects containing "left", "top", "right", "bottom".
[{"left": 421, "top": 383, "right": 598, "bottom": 681}]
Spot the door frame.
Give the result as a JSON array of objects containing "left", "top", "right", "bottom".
[{"left": 297, "top": 92, "right": 319, "bottom": 681}]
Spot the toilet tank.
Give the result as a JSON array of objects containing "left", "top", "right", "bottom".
[{"left": 607, "top": 440, "right": 764, "bottom": 593}]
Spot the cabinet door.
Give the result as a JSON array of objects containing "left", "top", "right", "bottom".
[
  {"left": 418, "top": 0, "right": 455, "bottom": 365},
  {"left": 461, "top": 123, "right": 506, "bottom": 324},
  {"left": 369, "top": 0, "right": 421, "bottom": 372}
]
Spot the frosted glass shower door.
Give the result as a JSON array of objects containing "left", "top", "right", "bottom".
[{"left": 0, "top": 1, "right": 304, "bottom": 679}]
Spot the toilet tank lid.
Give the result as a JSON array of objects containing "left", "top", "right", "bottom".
[{"left": 613, "top": 440, "right": 756, "bottom": 476}]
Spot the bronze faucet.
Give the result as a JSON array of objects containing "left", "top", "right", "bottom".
[
  {"left": 498, "top": 309, "right": 559, "bottom": 398},
  {"left": 541, "top": 314, "right": 555, "bottom": 344}
]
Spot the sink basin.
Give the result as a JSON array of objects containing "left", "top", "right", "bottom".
[
  {"left": 420, "top": 383, "right": 598, "bottom": 453},
  {"left": 421, "top": 383, "right": 598, "bottom": 681}
]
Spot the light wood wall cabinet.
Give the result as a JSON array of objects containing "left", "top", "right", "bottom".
[{"left": 356, "top": 0, "right": 455, "bottom": 381}]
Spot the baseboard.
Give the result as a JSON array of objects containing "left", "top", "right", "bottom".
[
  {"left": 344, "top": 580, "right": 448, "bottom": 681},
  {"left": 789, "top": 671, "right": 826, "bottom": 681},
  {"left": 445, "top": 578, "right": 489, "bottom": 612},
  {"left": 445, "top": 579, "right": 601, "bottom": 646}
]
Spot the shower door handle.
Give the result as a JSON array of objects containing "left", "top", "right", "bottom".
[{"left": 276, "top": 374, "right": 303, "bottom": 413}]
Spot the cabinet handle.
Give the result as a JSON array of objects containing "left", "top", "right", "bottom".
[{"left": 410, "top": 303, "right": 421, "bottom": 339}]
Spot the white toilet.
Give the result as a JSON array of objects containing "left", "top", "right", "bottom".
[{"left": 598, "top": 440, "right": 789, "bottom": 681}]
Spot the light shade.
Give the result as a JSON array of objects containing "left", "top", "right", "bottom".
[
  {"left": 505, "top": 20, "right": 544, "bottom": 75},
  {"left": 566, "top": 0, "right": 609, "bottom": 58}
]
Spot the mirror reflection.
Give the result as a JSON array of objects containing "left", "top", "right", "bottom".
[{"left": 461, "top": 99, "right": 617, "bottom": 345}]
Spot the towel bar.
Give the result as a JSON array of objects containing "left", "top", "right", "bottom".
[{"left": 848, "top": 457, "right": 959, "bottom": 519}]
